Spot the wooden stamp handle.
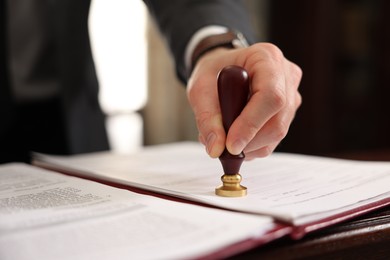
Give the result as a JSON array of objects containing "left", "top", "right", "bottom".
[{"left": 218, "top": 65, "right": 250, "bottom": 175}]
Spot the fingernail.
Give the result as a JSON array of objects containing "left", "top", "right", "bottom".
[
  {"left": 230, "top": 139, "right": 245, "bottom": 155},
  {"left": 206, "top": 132, "right": 216, "bottom": 155}
]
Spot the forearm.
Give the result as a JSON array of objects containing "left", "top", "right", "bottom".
[{"left": 143, "top": 0, "right": 256, "bottom": 83}]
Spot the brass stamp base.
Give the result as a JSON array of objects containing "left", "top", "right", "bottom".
[{"left": 215, "top": 173, "right": 247, "bottom": 197}]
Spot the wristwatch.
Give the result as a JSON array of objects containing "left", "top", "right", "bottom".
[{"left": 190, "top": 30, "right": 249, "bottom": 73}]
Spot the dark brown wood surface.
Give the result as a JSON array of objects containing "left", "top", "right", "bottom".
[{"left": 231, "top": 206, "right": 390, "bottom": 259}]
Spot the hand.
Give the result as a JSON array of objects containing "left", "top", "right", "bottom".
[{"left": 187, "top": 43, "right": 302, "bottom": 160}]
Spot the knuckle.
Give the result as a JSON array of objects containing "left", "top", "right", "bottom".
[
  {"left": 293, "top": 63, "right": 303, "bottom": 79},
  {"left": 290, "top": 63, "right": 303, "bottom": 87},
  {"left": 195, "top": 111, "right": 212, "bottom": 131},
  {"left": 267, "top": 86, "right": 287, "bottom": 112},
  {"left": 245, "top": 119, "right": 261, "bottom": 138},
  {"left": 273, "top": 120, "right": 289, "bottom": 141},
  {"left": 295, "top": 92, "right": 302, "bottom": 108},
  {"left": 243, "top": 43, "right": 284, "bottom": 66},
  {"left": 257, "top": 42, "right": 284, "bottom": 61},
  {"left": 262, "top": 146, "right": 274, "bottom": 157}
]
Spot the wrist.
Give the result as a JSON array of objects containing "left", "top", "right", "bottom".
[{"left": 189, "top": 30, "right": 249, "bottom": 76}]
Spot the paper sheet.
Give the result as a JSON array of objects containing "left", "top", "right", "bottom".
[
  {"left": 34, "top": 142, "right": 390, "bottom": 225},
  {"left": 0, "top": 163, "right": 274, "bottom": 260}
]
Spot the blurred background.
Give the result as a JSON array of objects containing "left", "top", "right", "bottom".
[
  {"left": 267, "top": 0, "right": 390, "bottom": 158},
  {"left": 90, "top": 0, "right": 390, "bottom": 159}
]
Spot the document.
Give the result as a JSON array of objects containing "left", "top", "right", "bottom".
[
  {"left": 0, "top": 163, "right": 274, "bottom": 260},
  {"left": 34, "top": 142, "right": 390, "bottom": 232}
]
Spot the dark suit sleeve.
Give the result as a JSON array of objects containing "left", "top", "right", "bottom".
[{"left": 143, "top": 0, "right": 256, "bottom": 83}]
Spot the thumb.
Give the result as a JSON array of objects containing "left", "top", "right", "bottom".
[
  {"left": 197, "top": 111, "right": 225, "bottom": 158},
  {"left": 187, "top": 75, "right": 226, "bottom": 158}
]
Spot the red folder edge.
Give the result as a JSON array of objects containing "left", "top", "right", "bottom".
[{"left": 290, "top": 197, "right": 390, "bottom": 239}]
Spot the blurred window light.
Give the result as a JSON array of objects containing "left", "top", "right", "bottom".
[{"left": 89, "top": 0, "right": 147, "bottom": 152}]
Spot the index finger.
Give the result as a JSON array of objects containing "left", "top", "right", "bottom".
[{"left": 226, "top": 56, "right": 287, "bottom": 155}]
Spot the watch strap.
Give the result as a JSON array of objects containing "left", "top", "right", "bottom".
[{"left": 190, "top": 31, "right": 249, "bottom": 74}]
